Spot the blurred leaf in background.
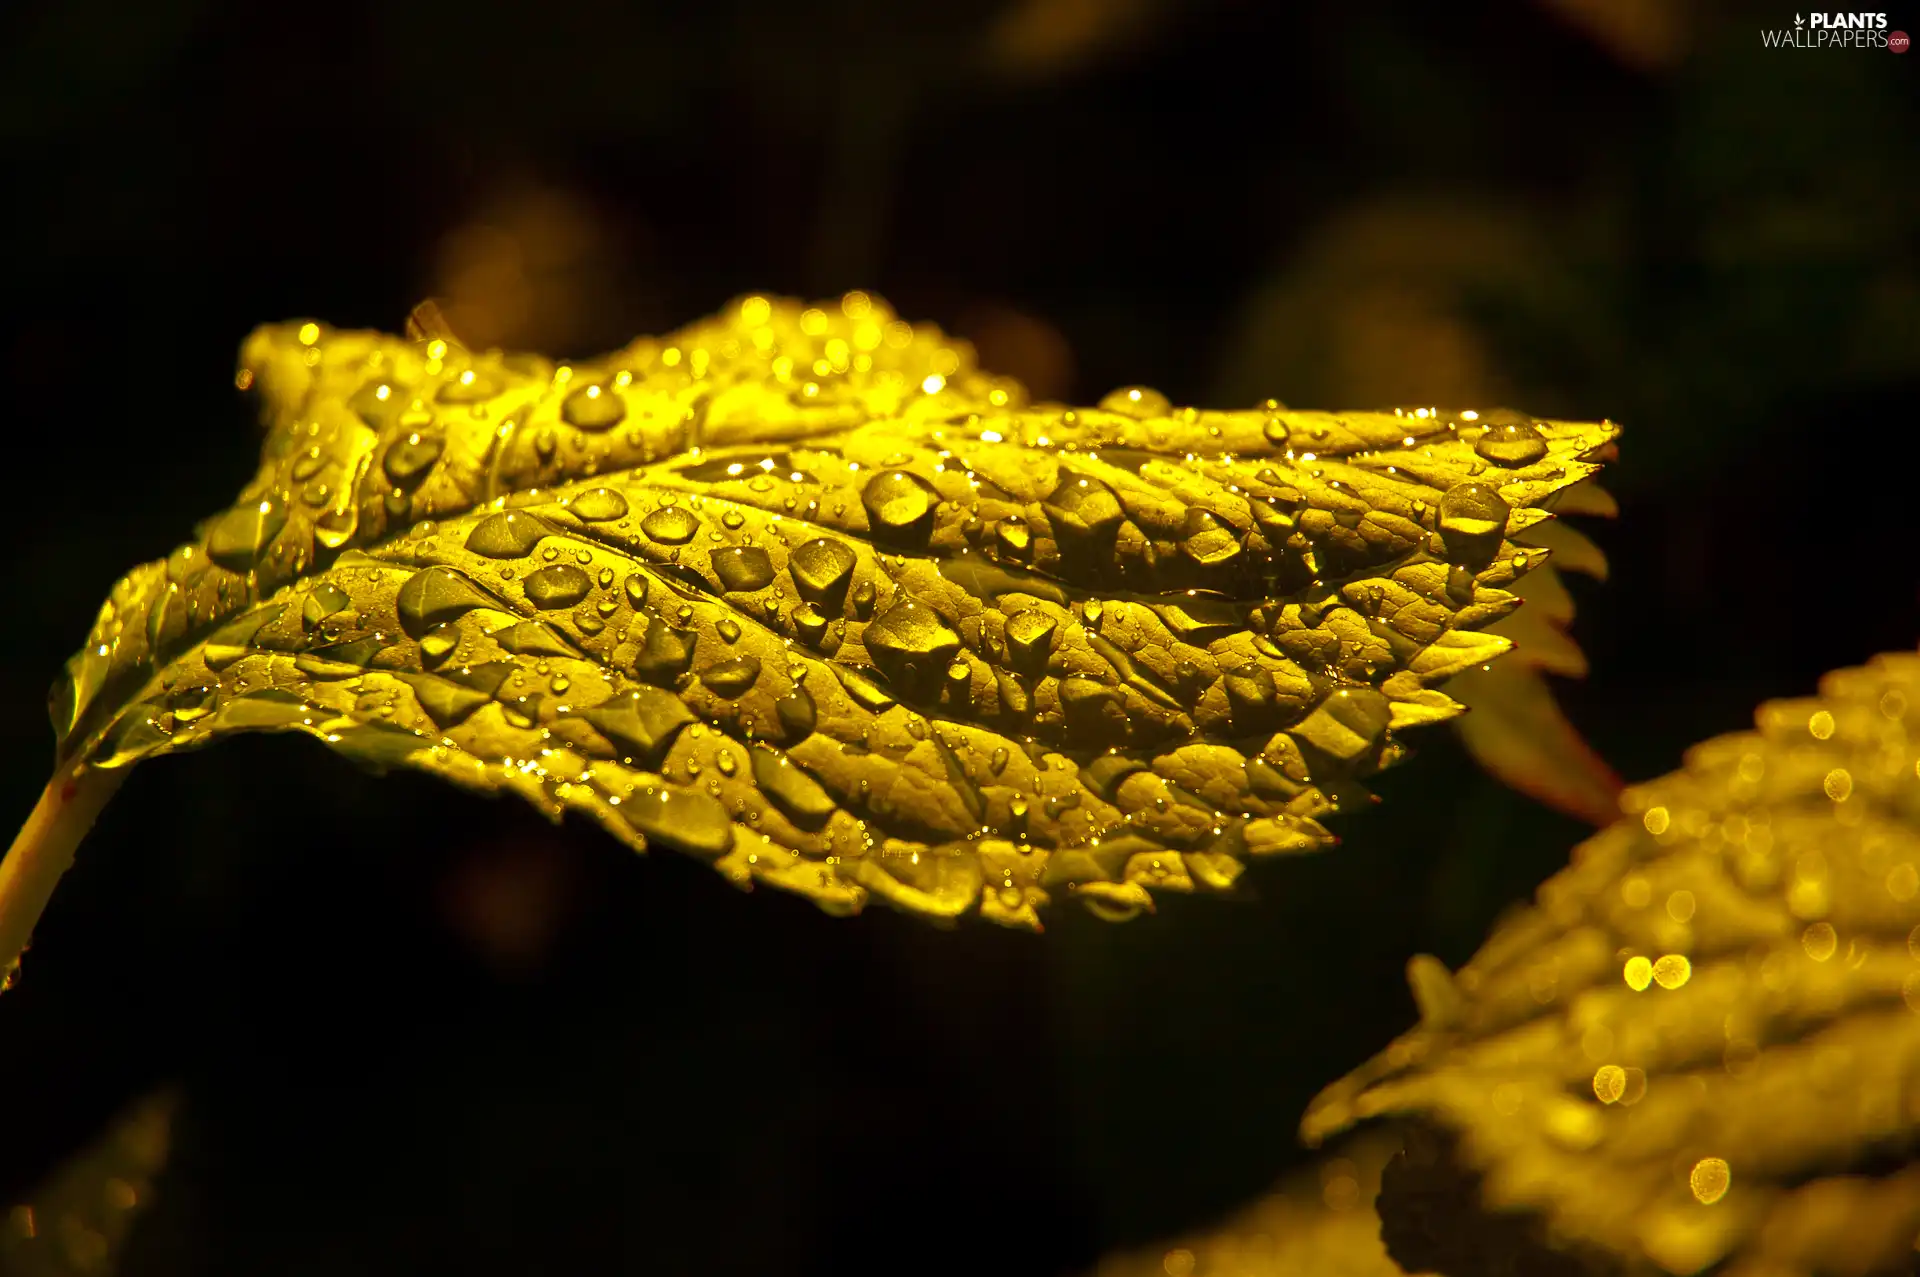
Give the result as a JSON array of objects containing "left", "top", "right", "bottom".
[{"left": 0, "top": 1093, "right": 173, "bottom": 1277}]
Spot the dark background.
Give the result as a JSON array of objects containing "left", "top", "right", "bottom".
[{"left": 2, "top": 1, "right": 1916, "bottom": 1273}]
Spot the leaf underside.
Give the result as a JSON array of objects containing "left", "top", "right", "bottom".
[
  {"left": 1448, "top": 489, "right": 1626, "bottom": 828},
  {"left": 53, "top": 295, "right": 1616, "bottom": 928},
  {"left": 1303, "top": 649, "right": 1920, "bottom": 1277}
]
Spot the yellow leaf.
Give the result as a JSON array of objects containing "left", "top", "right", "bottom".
[
  {"left": 1305, "top": 647, "right": 1920, "bottom": 1277},
  {"left": 5, "top": 296, "right": 1617, "bottom": 969}
]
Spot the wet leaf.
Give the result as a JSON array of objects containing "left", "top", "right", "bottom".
[
  {"left": 47, "top": 296, "right": 1615, "bottom": 929},
  {"left": 0, "top": 1092, "right": 174, "bottom": 1276},
  {"left": 1304, "top": 648, "right": 1920, "bottom": 1277},
  {"left": 1449, "top": 471, "right": 1624, "bottom": 828}
]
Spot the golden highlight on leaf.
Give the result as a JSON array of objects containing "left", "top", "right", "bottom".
[
  {"left": 45, "top": 295, "right": 1616, "bottom": 929},
  {"left": 1304, "top": 648, "right": 1920, "bottom": 1277}
]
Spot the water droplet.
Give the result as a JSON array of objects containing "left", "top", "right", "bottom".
[
  {"left": 302, "top": 582, "right": 350, "bottom": 628},
  {"left": 751, "top": 747, "right": 837, "bottom": 830},
  {"left": 492, "top": 620, "right": 580, "bottom": 657},
  {"left": 521, "top": 564, "right": 593, "bottom": 610},
  {"left": 399, "top": 673, "right": 491, "bottom": 726},
  {"left": 1180, "top": 508, "right": 1243, "bottom": 566},
  {"left": 1473, "top": 413, "right": 1549, "bottom": 467},
  {"left": 624, "top": 574, "right": 650, "bottom": 607},
  {"left": 863, "top": 599, "right": 962, "bottom": 691},
  {"left": 397, "top": 567, "right": 503, "bottom": 637},
  {"left": 561, "top": 384, "right": 627, "bottom": 431},
  {"left": 205, "top": 500, "right": 288, "bottom": 571},
  {"left": 418, "top": 623, "right": 460, "bottom": 667},
  {"left": 1098, "top": 385, "right": 1170, "bottom": 418},
  {"left": 789, "top": 538, "right": 856, "bottom": 608},
  {"left": 582, "top": 686, "right": 695, "bottom": 766},
  {"left": 859, "top": 470, "right": 940, "bottom": 546},
  {"left": 702, "top": 656, "right": 763, "bottom": 698},
  {"left": 712, "top": 546, "right": 775, "bottom": 593},
  {"left": 465, "top": 511, "right": 551, "bottom": 559},
  {"left": 721, "top": 509, "right": 746, "bottom": 531},
  {"left": 383, "top": 433, "right": 444, "bottom": 487},
  {"left": 624, "top": 786, "right": 734, "bottom": 858},
  {"left": 1004, "top": 611, "right": 1056, "bottom": 671},
  {"left": 632, "top": 615, "right": 698, "bottom": 683},
  {"left": 994, "top": 515, "right": 1032, "bottom": 560},
  {"left": 790, "top": 603, "right": 829, "bottom": 645},
  {"left": 775, "top": 687, "right": 816, "bottom": 739},
  {"left": 717, "top": 618, "right": 742, "bottom": 644},
  {"left": 1436, "top": 483, "right": 1511, "bottom": 563},
  {"left": 569, "top": 488, "right": 629, "bottom": 521},
  {"left": 641, "top": 507, "right": 700, "bottom": 544}
]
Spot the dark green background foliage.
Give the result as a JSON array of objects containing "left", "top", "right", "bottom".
[{"left": 1, "top": 2, "right": 1915, "bottom": 1273}]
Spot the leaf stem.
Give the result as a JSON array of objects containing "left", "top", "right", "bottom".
[{"left": 0, "top": 764, "right": 125, "bottom": 989}]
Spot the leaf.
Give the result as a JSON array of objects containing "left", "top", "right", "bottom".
[
  {"left": 1303, "top": 648, "right": 1920, "bottom": 1277},
  {"left": 37, "top": 296, "right": 1616, "bottom": 934},
  {"left": 1448, "top": 468, "right": 1624, "bottom": 828},
  {"left": 1086, "top": 1130, "right": 1404, "bottom": 1277},
  {"left": 1, "top": 1091, "right": 174, "bottom": 1276}
]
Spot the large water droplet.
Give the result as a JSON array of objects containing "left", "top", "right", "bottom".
[
  {"left": 1004, "top": 611, "right": 1057, "bottom": 672},
  {"left": 582, "top": 686, "right": 696, "bottom": 767},
  {"left": 1473, "top": 413, "right": 1548, "bottom": 468},
  {"left": 302, "top": 581, "right": 351, "bottom": 628},
  {"left": 1043, "top": 473, "right": 1124, "bottom": 553},
  {"left": 383, "top": 433, "right": 444, "bottom": 488},
  {"left": 206, "top": 500, "right": 288, "bottom": 571},
  {"left": 712, "top": 546, "right": 775, "bottom": 593},
  {"left": 701, "top": 656, "right": 763, "bottom": 698},
  {"left": 465, "top": 511, "right": 550, "bottom": 559},
  {"left": 1437, "top": 483, "right": 1511, "bottom": 565},
  {"left": 624, "top": 786, "right": 734, "bottom": 857},
  {"left": 399, "top": 673, "right": 491, "bottom": 726},
  {"left": 437, "top": 368, "right": 500, "bottom": 404},
  {"left": 641, "top": 507, "right": 700, "bottom": 545},
  {"left": 397, "top": 567, "right": 503, "bottom": 637},
  {"left": 863, "top": 599, "right": 961, "bottom": 693},
  {"left": 1180, "top": 509, "right": 1243, "bottom": 567},
  {"left": 569, "top": 488, "right": 629, "bottom": 521},
  {"left": 751, "top": 748, "right": 837, "bottom": 830},
  {"left": 775, "top": 686, "right": 816, "bottom": 739},
  {"left": 788, "top": 538, "right": 856, "bottom": 609},
  {"left": 561, "top": 384, "right": 626, "bottom": 431},
  {"left": 632, "top": 615, "right": 698, "bottom": 683},
  {"left": 859, "top": 470, "right": 940, "bottom": 546},
  {"left": 523, "top": 564, "right": 593, "bottom": 609},
  {"left": 1098, "top": 385, "right": 1171, "bottom": 418},
  {"left": 492, "top": 620, "right": 581, "bottom": 657},
  {"left": 994, "top": 515, "right": 1032, "bottom": 560},
  {"left": 418, "top": 623, "right": 460, "bottom": 668}
]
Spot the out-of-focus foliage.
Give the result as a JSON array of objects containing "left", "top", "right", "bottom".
[
  {"left": 0, "top": 1093, "right": 173, "bottom": 1277},
  {"left": 1448, "top": 476, "right": 1623, "bottom": 828},
  {"left": 48, "top": 295, "right": 1615, "bottom": 929},
  {"left": 1305, "top": 648, "right": 1920, "bottom": 1277},
  {"left": 1087, "top": 1129, "right": 1404, "bottom": 1277}
]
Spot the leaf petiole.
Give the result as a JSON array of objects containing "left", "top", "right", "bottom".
[{"left": 0, "top": 764, "right": 125, "bottom": 990}]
